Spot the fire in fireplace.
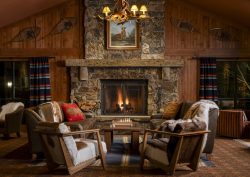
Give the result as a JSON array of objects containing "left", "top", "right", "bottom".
[{"left": 101, "top": 79, "right": 148, "bottom": 115}]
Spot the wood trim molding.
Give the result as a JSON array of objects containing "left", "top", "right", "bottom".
[
  {"left": 0, "top": 48, "right": 80, "bottom": 57},
  {"left": 165, "top": 48, "right": 250, "bottom": 57}
]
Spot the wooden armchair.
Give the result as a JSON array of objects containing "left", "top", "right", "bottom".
[
  {"left": 140, "top": 122, "right": 209, "bottom": 175},
  {"left": 35, "top": 122, "right": 106, "bottom": 175}
]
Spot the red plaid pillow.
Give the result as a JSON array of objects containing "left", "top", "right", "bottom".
[{"left": 61, "top": 103, "right": 85, "bottom": 122}]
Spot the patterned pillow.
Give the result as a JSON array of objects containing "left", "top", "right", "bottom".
[
  {"left": 163, "top": 102, "right": 182, "bottom": 120},
  {"left": 61, "top": 103, "right": 85, "bottom": 122}
]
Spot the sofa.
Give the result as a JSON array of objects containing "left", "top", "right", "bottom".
[
  {"left": 24, "top": 101, "right": 96, "bottom": 157},
  {"left": 150, "top": 101, "right": 219, "bottom": 155}
]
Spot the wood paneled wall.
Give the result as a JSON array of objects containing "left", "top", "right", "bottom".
[
  {"left": 0, "top": 0, "right": 83, "bottom": 102},
  {"left": 0, "top": 0, "right": 249, "bottom": 102},
  {"left": 166, "top": 0, "right": 250, "bottom": 101}
]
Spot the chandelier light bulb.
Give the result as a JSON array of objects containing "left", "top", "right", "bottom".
[
  {"left": 102, "top": 6, "right": 111, "bottom": 16},
  {"left": 130, "top": 5, "right": 138, "bottom": 16},
  {"left": 140, "top": 5, "right": 148, "bottom": 14}
]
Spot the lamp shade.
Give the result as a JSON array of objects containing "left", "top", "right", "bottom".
[
  {"left": 131, "top": 5, "right": 139, "bottom": 11},
  {"left": 102, "top": 6, "right": 111, "bottom": 16},
  {"left": 131, "top": 5, "right": 138, "bottom": 16},
  {"left": 140, "top": 5, "right": 148, "bottom": 13}
]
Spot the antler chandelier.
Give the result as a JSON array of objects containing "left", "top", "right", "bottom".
[{"left": 99, "top": 0, "right": 149, "bottom": 25}]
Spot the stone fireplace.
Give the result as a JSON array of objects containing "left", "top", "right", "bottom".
[
  {"left": 65, "top": 0, "right": 184, "bottom": 117},
  {"left": 66, "top": 59, "right": 184, "bottom": 116}
]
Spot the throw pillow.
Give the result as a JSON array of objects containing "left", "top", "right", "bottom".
[
  {"left": 183, "top": 104, "right": 201, "bottom": 120},
  {"left": 162, "top": 102, "right": 182, "bottom": 120},
  {"left": 61, "top": 103, "right": 85, "bottom": 122}
]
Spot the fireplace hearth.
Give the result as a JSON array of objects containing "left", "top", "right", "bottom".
[{"left": 101, "top": 79, "right": 148, "bottom": 115}]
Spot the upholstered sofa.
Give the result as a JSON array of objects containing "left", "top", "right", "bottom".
[
  {"left": 24, "top": 101, "right": 96, "bottom": 157},
  {"left": 150, "top": 101, "right": 219, "bottom": 155}
]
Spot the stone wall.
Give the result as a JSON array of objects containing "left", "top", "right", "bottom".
[
  {"left": 70, "top": 67, "right": 182, "bottom": 115},
  {"left": 84, "top": 0, "right": 166, "bottom": 60},
  {"left": 68, "top": 0, "right": 183, "bottom": 115}
]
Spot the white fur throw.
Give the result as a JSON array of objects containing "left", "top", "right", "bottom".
[
  {"left": 160, "top": 100, "right": 219, "bottom": 150},
  {"left": 0, "top": 102, "right": 24, "bottom": 121}
]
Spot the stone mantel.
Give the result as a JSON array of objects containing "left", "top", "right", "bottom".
[{"left": 65, "top": 59, "right": 184, "bottom": 68}]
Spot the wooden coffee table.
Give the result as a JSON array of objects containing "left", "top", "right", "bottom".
[{"left": 102, "top": 125, "right": 141, "bottom": 152}]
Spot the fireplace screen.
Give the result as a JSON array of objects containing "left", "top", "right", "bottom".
[{"left": 101, "top": 79, "right": 148, "bottom": 115}]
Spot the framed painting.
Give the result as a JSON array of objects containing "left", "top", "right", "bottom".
[{"left": 106, "top": 19, "right": 139, "bottom": 50}]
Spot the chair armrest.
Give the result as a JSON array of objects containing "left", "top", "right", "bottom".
[
  {"left": 64, "top": 122, "right": 83, "bottom": 131},
  {"left": 34, "top": 128, "right": 101, "bottom": 136},
  {"left": 145, "top": 129, "right": 210, "bottom": 137},
  {"left": 61, "top": 129, "right": 101, "bottom": 137}
]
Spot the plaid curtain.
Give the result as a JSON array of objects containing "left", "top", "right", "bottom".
[
  {"left": 199, "top": 57, "right": 218, "bottom": 101},
  {"left": 29, "top": 57, "right": 51, "bottom": 106}
]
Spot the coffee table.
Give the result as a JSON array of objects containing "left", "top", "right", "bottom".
[{"left": 102, "top": 125, "right": 141, "bottom": 152}]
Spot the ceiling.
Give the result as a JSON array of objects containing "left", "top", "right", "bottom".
[
  {"left": 185, "top": 0, "right": 250, "bottom": 28},
  {"left": 0, "top": 0, "right": 249, "bottom": 28},
  {"left": 0, "top": 0, "right": 67, "bottom": 28}
]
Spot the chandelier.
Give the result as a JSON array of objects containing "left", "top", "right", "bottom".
[{"left": 99, "top": 0, "right": 149, "bottom": 25}]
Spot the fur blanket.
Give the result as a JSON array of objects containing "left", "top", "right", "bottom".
[{"left": 159, "top": 100, "right": 219, "bottom": 150}]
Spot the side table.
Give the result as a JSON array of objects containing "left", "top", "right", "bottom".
[
  {"left": 217, "top": 110, "right": 249, "bottom": 138},
  {"left": 102, "top": 126, "right": 141, "bottom": 152}
]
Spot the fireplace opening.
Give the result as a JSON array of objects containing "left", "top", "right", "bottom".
[{"left": 101, "top": 79, "right": 148, "bottom": 115}]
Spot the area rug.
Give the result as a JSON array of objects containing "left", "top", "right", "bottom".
[
  {"left": 3, "top": 136, "right": 215, "bottom": 168},
  {"left": 103, "top": 136, "right": 215, "bottom": 167}
]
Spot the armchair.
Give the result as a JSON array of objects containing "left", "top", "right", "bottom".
[
  {"left": 35, "top": 122, "right": 106, "bottom": 175},
  {"left": 140, "top": 122, "right": 209, "bottom": 175},
  {"left": 0, "top": 102, "right": 24, "bottom": 138},
  {"left": 150, "top": 100, "right": 219, "bottom": 155},
  {"left": 24, "top": 101, "right": 97, "bottom": 157}
]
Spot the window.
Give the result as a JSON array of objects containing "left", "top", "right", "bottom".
[
  {"left": 0, "top": 61, "right": 30, "bottom": 105},
  {"left": 217, "top": 60, "right": 250, "bottom": 109}
]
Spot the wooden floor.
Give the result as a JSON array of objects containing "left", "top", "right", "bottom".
[{"left": 1, "top": 125, "right": 250, "bottom": 176}]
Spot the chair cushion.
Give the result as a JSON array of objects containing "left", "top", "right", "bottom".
[
  {"left": 163, "top": 102, "right": 182, "bottom": 120},
  {"left": 61, "top": 103, "right": 85, "bottom": 122},
  {"left": 76, "top": 139, "right": 107, "bottom": 154},
  {"left": 175, "top": 101, "right": 193, "bottom": 119},
  {"left": 140, "top": 143, "right": 169, "bottom": 165},
  {"left": 37, "top": 102, "right": 64, "bottom": 122},
  {"left": 75, "top": 139, "right": 107, "bottom": 165},
  {"left": 147, "top": 138, "right": 169, "bottom": 151},
  {"left": 0, "top": 102, "right": 24, "bottom": 121}
]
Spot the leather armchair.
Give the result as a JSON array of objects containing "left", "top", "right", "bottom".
[
  {"left": 24, "top": 101, "right": 96, "bottom": 158},
  {"left": 0, "top": 102, "right": 24, "bottom": 138}
]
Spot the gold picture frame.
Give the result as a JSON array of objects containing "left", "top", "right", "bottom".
[{"left": 106, "top": 19, "right": 139, "bottom": 50}]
